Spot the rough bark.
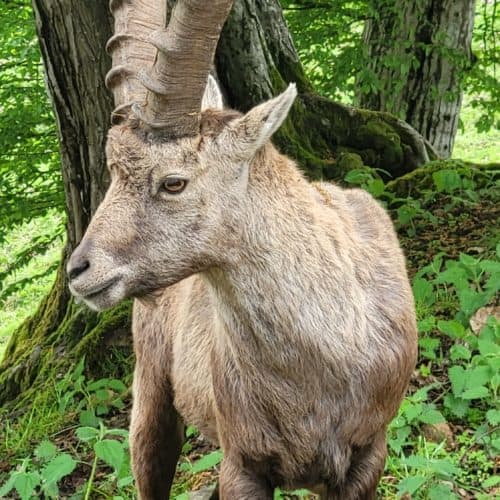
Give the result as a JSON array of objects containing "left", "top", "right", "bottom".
[
  {"left": 357, "top": 0, "right": 475, "bottom": 158},
  {"left": 216, "top": 0, "right": 437, "bottom": 178},
  {"left": 0, "top": 0, "right": 437, "bottom": 406}
]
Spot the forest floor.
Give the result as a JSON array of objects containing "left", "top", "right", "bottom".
[{"left": 0, "top": 159, "right": 498, "bottom": 499}]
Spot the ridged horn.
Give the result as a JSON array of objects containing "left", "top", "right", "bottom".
[
  {"left": 106, "top": 0, "right": 233, "bottom": 136},
  {"left": 105, "top": 0, "right": 166, "bottom": 125}
]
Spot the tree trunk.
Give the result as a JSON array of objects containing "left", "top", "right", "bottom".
[
  {"left": 0, "top": 0, "right": 435, "bottom": 406},
  {"left": 0, "top": 0, "right": 132, "bottom": 406},
  {"left": 357, "top": 0, "right": 475, "bottom": 158}
]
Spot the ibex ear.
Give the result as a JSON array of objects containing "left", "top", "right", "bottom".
[
  {"left": 226, "top": 84, "right": 297, "bottom": 158},
  {"left": 201, "top": 75, "right": 224, "bottom": 111}
]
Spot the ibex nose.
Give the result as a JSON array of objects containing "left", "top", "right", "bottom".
[
  {"left": 67, "top": 240, "right": 92, "bottom": 281},
  {"left": 68, "top": 258, "right": 90, "bottom": 281}
]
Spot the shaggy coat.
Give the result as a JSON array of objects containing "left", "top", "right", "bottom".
[{"left": 68, "top": 84, "right": 418, "bottom": 499}]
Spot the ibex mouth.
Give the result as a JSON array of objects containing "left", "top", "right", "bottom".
[
  {"left": 83, "top": 276, "right": 122, "bottom": 300},
  {"left": 70, "top": 274, "right": 125, "bottom": 311}
]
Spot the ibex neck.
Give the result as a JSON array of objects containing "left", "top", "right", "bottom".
[{"left": 203, "top": 147, "right": 361, "bottom": 376}]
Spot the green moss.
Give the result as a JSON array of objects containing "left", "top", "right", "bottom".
[
  {"left": 354, "top": 118, "right": 403, "bottom": 168},
  {"left": 386, "top": 159, "right": 500, "bottom": 197},
  {"left": 0, "top": 258, "right": 132, "bottom": 409},
  {"left": 336, "top": 152, "right": 365, "bottom": 172},
  {"left": 74, "top": 300, "right": 132, "bottom": 369}
]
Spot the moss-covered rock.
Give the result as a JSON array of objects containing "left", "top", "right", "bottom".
[
  {"left": 386, "top": 159, "right": 500, "bottom": 197},
  {"left": 272, "top": 94, "right": 437, "bottom": 181}
]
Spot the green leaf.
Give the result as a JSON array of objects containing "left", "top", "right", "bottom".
[
  {"left": 41, "top": 453, "right": 77, "bottom": 485},
  {"left": 465, "top": 365, "right": 492, "bottom": 388},
  {"left": 403, "top": 402, "right": 423, "bottom": 423},
  {"left": 486, "top": 409, "right": 500, "bottom": 425},
  {"left": 344, "top": 169, "right": 373, "bottom": 185},
  {"left": 460, "top": 386, "right": 489, "bottom": 399},
  {"left": 397, "top": 204, "right": 419, "bottom": 226},
  {"left": 191, "top": 450, "right": 223, "bottom": 473},
  {"left": 79, "top": 409, "right": 100, "bottom": 428},
  {"left": 450, "top": 344, "right": 471, "bottom": 360},
  {"left": 117, "top": 475, "right": 134, "bottom": 488},
  {"left": 111, "top": 398, "right": 125, "bottom": 410},
  {"left": 397, "top": 474, "right": 426, "bottom": 495},
  {"left": 43, "top": 479, "right": 59, "bottom": 498},
  {"left": 288, "top": 489, "right": 311, "bottom": 497},
  {"left": 95, "top": 389, "right": 111, "bottom": 401},
  {"left": 105, "top": 428, "right": 129, "bottom": 439},
  {"left": 401, "top": 455, "right": 430, "bottom": 468},
  {"left": 186, "top": 425, "right": 199, "bottom": 438},
  {"left": 86, "top": 378, "right": 108, "bottom": 391},
  {"left": 0, "top": 473, "right": 17, "bottom": 497},
  {"left": 434, "top": 267, "right": 469, "bottom": 291},
  {"left": 367, "top": 178, "right": 385, "bottom": 197},
  {"left": 412, "top": 277, "right": 435, "bottom": 305},
  {"left": 482, "top": 475, "right": 500, "bottom": 488},
  {"left": 96, "top": 403, "right": 109, "bottom": 416},
  {"left": 14, "top": 472, "right": 41, "bottom": 500},
  {"left": 94, "top": 439, "right": 125, "bottom": 473},
  {"left": 458, "top": 288, "right": 488, "bottom": 317},
  {"left": 427, "top": 459, "right": 461, "bottom": 478},
  {"left": 34, "top": 440, "right": 57, "bottom": 462},
  {"left": 428, "top": 482, "right": 457, "bottom": 499},
  {"left": 432, "top": 169, "right": 462, "bottom": 193},
  {"left": 76, "top": 426, "right": 100, "bottom": 442},
  {"left": 419, "top": 407, "right": 445, "bottom": 424},
  {"left": 459, "top": 252, "right": 479, "bottom": 269},
  {"left": 388, "top": 426, "right": 411, "bottom": 453},
  {"left": 443, "top": 394, "right": 469, "bottom": 418},
  {"left": 478, "top": 338, "right": 500, "bottom": 356},
  {"left": 418, "top": 316, "right": 436, "bottom": 333},
  {"left": 72, "top": 357, "right": 86, "bottom": 380},
  {"left": 448, "top": 366, "right": 466, "bottom": 396},
  {"left": 419, "top": 337, "right": 440, "bottom": 359},
  {"left": 107, "top": 379, "right": 127, "bottom": 392},
  {"left": 437, "top": 320, "right": 465, "bottom": 339}
]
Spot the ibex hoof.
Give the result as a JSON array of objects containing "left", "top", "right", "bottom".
[{"left": 189, "top": 484, "right": 218, "bottom": 500}]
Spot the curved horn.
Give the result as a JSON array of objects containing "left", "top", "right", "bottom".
[
  {"left": 106, "top": 0, "right": 233, "bottom": 135},
  {"left": 106, "top": 0, "right": 167, "bottom": 125},
  {"left": 140, "top": 0, "right": 234, "bottom": 136}
]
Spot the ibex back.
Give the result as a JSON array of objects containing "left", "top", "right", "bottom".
[{"left": 67, "top": 1, "right": 418, "bottom": 498}]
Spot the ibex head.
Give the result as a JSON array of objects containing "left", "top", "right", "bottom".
[{"left": 67, "top": 0, "right": 297, "bottom": 311}]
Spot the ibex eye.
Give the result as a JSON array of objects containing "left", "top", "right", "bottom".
[{"left": 162, "top": 178, "right": 187, "bottom": 194}]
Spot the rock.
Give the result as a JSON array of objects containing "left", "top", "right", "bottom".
[
  {"left": 470, "top": 306, "right": 500, "bottom": 334},
  {"left": 421, "top": 422, "right": 454, "bottom": 446},
  {"left": 189, "top": 484, "right": 217, "bottom": 500}
]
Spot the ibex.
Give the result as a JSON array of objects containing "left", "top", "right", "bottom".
[{"left": 67, "top": 0, "right": 418, "bottom": 498}]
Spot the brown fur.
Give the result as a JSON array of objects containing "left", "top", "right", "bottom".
[{"left": 68, "top": 85, "right": 418, "bottom": 499}]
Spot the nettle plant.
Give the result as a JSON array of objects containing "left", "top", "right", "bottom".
[
  {"left": 414, "top": 251, "right": 499, "bottom": 419},
  {"left": 343, "top": 164, "right": 497, "bottom": 237},
  {"left": 0, "top": 359, "right": 132, "bottom": 499},
  {"left": 389, "top": 249, "right": 499, "bottom": 498}
]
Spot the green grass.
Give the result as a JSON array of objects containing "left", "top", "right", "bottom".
[
  {"left": 453, "top": 94, "right": 500, "bottom": 163},
  {"left": 0, "top": 211, "right": 64, "bottom": 361}
]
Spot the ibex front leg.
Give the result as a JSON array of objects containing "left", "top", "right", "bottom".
[
  {"left": 130, "top": 328, "right": 183, "bottom": 500},
  {"left": 219, "top": 456, "right": 273, "bottom": 499}
]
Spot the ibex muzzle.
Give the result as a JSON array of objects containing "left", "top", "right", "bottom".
[{"left": 68, "top": 0, "right": 418, "bottom": 498}]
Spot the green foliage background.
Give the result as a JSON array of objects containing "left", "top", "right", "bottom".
[{"left": 283, "top": 0, "right": 499, "bottom": 133}]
